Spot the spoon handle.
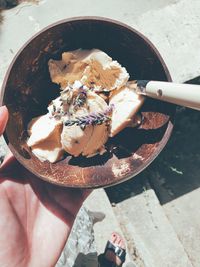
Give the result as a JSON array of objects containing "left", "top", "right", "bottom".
[{"left": 137, "top": 80, "right": 200, "bottom": 110}]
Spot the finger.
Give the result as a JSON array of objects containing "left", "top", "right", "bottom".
[{"left": 0, "top": 106, "right": 9, "bottom": 135}]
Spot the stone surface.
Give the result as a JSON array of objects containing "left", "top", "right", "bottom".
[
  {"left": 108, "top": 103, "right": 200, "bottom": 266},
  {"left": 163, "top": 190, "right": 200, "bottom": 267},
  {"left": 134, "top": 0, "right": 200, "bottom": 83},
  {"left": 1, "top": 0, "right": 200, "bottom": 89},
  {"left": 113, "top": 184, "right": 192, "bottom": 267},
  {"left": 56, "top": 206, "right": 98, "bottom": 267},
  {"left": 147, "top": 104, "right": 200, "bottom": 267}
]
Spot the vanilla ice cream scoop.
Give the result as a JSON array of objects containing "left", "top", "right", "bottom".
[
  {"left": 109, "top": 85, "right": 144, "bottom": 137},
  {"left": 61, "top": 91, "right": 110, "bottom": 157},
  {"left": 81, "top": 91, "right": 109, "bottom": 157},
  {"left": 27, "top": 49, "right": 144, "bottom": 163},
  {"left": 48, "top": 49, "right": 129, "bottom": 91},
  {"left": 27, "top": 114, "right": 64, "bottom": 162},
  {"left": 61, "top": 108, "right": 93, "bottom": 157}
]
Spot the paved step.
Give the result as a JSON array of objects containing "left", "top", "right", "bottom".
[
  {"left": 148, "top": 107, "right": 200, "bottom": 266},
  {"left": 113, "top": 181, "right": 193, "bottom": 267},
  {"left": 134, "top": 0, "right": 200, "bottom": 83},
  {"left": 1, "top": 0, "right": 200, "bottom": 88},
  {"left": 149, "top": 167, "right": 200, "bottom": 267},
  {"left": 163, "top": 190, "right": 200, "bottom": 267}
]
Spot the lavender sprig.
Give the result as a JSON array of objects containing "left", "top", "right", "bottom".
[
  {"left": 64, "top": 105, "right": 114, "bottom": 127},
  {"left": 64, "top": 112, "right": 110, "bottom": 126}
]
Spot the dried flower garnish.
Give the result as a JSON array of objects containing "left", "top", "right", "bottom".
[
  {"left": 73, "top": 86, "right": 88, "bottom": 109},
  {"left": 64, "top": 105, "right": 114, "bottom": 127},
  {"left": 61, "top": 89, "right": 73, "bottom": 105},
  {"left": 73, "top": 93, "right": 87, "bottom": 109},
  {"left": 64, "top": 112, "right": 110, "bottom": 127},
  {"left": 59, "top": 83, "right": 89, "bottom": 112}
]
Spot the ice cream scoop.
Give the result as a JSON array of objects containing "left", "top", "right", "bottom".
[
  {"left": 48, "top": 49, "right": 129, "bottom": 91},
  {"left": 27, "top": 80, "right": 113, "bottom": 162},
  {"left": 27, "top": 49, "right": 133, "bottom": 163},
  {"left": 27, "top": 114, "right": 64, "bottom": 162},
  {"left": 109, "top": 85, "right": 144, "bottom": 137},
  {"left": 61, "top": 90, "right": 110, "bottom": 157}
]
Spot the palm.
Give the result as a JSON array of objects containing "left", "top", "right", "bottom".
[
  {"left": 0, "top": 156, "right": 88, "bottom": 267},
  {"left": 0, "top": 106, "right": 89, "bottom": 267}
]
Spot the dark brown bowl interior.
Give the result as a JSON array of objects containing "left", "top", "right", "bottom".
[{"left": 1, "top": 17, "right": 175, "bottom": 188}]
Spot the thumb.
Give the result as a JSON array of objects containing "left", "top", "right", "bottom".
[{"left": 0, "top": 106, "right": 9, "bottom": 135}]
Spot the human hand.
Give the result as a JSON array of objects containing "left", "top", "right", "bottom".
[{"left": 0, "top": 106, "right": 90, "bottom": 267}]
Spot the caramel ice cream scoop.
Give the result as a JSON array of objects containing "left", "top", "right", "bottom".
[{"left": 48, "top": 49, "right": 129, "bottom": 91}]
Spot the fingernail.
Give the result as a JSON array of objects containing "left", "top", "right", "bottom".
[
  {"left": 0, "top": 106, "right": 9, "bottom": 135},
  {"left": 0, "top": 106, "right": 8, "bottom": 116},
  {"left": 0, "top": 105, "right": 6, "bottom": 114}
]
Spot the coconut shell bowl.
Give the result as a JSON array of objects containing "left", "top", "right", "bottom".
[{"left": 0, "top": 17, "right": 176, "bottom": 188}]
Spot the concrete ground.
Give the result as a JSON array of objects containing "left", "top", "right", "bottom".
[
  {"left": 107, "top": 102, "right": 200, "bottom": 266},
  {"left": 1, "top": 0, "right": 200, "bottom": 266}
]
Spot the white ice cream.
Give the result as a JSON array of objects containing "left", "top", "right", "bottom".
[
  {"left": 48, "top": 49, "right": 129, "bottom": 91},
  {"left": 109, "top": 84, "right": 144, "bottom": 137},
  {"left": 74, "top": 49, "right": 130, "bottom": 90},
  {"left": 27, "top": 114, "right": 64, "bottom": 163},
  {"left": 27, "top": 49, "right": 143, "bottom": 163}
]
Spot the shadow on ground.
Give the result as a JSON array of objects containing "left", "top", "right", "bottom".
[
  {"left": 106, "top": 77, "right": 200, "bottom": 205},
  {"left": 73, "top": 252, "right": 98, "bottom": 267}
]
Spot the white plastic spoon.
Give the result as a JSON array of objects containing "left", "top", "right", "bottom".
[{"left": 128, "top": 80, "right": 200, "bottom": 111}]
